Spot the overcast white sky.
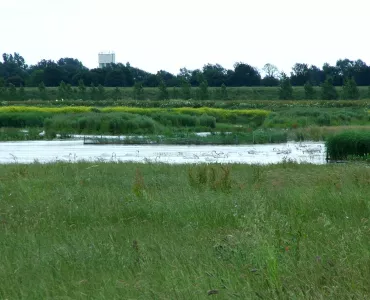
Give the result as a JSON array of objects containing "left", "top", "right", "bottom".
[{"left": 1, "top": 0, "right": 369, "bottom": 75}]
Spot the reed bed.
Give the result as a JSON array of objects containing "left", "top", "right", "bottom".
[{"left": 326, "top": 131, "right": 370, "bottom": 160}]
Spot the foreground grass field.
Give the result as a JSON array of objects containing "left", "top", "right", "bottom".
[{"left": 0, "top": 162, "right": 369, "bottom": 299}]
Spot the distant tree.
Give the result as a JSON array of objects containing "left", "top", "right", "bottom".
[
  {"left": 178, "top": 68, "right": 192, "bottom": 82},
  {"left": 157, "top": 70, "right": 179, "bottom": 87},
  {"left": 231, "top": 62, "right": 261, "bottom": 86},
  {"left": 72, "top": 87, "right": 78, "bottom": 100},
  {"left": 0, "top": 53, "right": 28, "bottom": 87},
  {"left": 133, "top": 82, "right": 144, "bottom": 100},
  {"left": 104, "top": 69, "right": 125, "bottom": 87},
  {"left": 8, "top": 83, "right": 17, "bottom": 100},
  {"left": 290, "top": 63, "right": 309, "bottom": 86},
  {"left": 197, "top": 80, "right": 209, "bottom": 100},
  {"left": 78, "top": 79, "right": 86, "bottom": 100},
  {"left": 158, "top": 80, "right": 169, "bottom": 100},
  {"left": 0, "top": 88, "right": 6, "bottom": 100},
  {"left": 308, "top": 65, "right": 325, "bottom": 86},
  {"left": 58, "top": 81, "right": 67, "bottom": 99},
  {"left": 322, "top": 63, "right": 341, "bottom": 86},
  {"left": 202, "top": 64, "right": 227, "bottom": 87},
  {"left": 261, "top": 76, "right": 279, "bottom": 87},
  {"left": 171, "top": 87, "right": 179, "bottom": 99},
  {"left": 336, "top": 59, "right": 355, "bottom": 79},
  {"left": 57, "top": 57, "right": 87, "bottom": 85},
  {"left": 321, "top": 77, "right": 338, "bottom": 100},
  {"left": 190, "top": 69, "right": 204, "bottom": 86},
  {"left": 145, "top": 74, "right": 160, "bottom": 87},
  {"left": 6, "top": 75, "right": 24, "bottom": 87},
  {"left": 44, "top": 63, "right": 65, "bottom": 87},
  {"left": 38, "top": 81, "right": 47, "bottom": 100},
  {"left": 0, "top": 77, "right": 5, "bottom": 99},
  {"left": 262, "top": 63, "right": 279, "bottom": 78},
  {"left": 89, "top": 68, "right": 107, "bottom": 86},
  {"left": 342, "top": 77, "right": 359, "bottom": 100},
  {"left": 278, "top": 73, "right": 293, "bottom": 100},
  {"left": 304, "top": 81, "right": 316, "bottom": 99},
  {"left": 352, "top": 59, "right": 370, "bottom": 86},
  {"left": 29, "top": 70, "right": 45, "bottom": 86},
  {"left": 19, "top": 84, "right": 26, "bottom": 100},
  {"left": 220, "top": 83, "right": 228, "bottom": 100},
  {"left": 111, "top": 87, "right": 122, "bottom": 100},
  {"left": 181, "top": 78, "right": 191, "bottom": 99},
  {"left": 89, "top": 83, "right": 98, "bottom": 100},
  {"left": 66, "top": 84, "right": 74, "bottom": 99},
  {"left": 97, "top": 84, "right": 106, "bottom": 100}
]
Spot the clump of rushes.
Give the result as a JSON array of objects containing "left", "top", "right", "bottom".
[{"left": 326, "top": 130, "right": 370, "bottom": 160}]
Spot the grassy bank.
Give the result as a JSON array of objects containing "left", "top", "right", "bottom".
[
  {"left": 0, "top": 162, "right": 369, "bottom": 299},
  {"left": 0, "top": 104, "right": 369, "bottom": 142},
  {"left": 2, "top": 99, "right": 370, "bottom": 109},
  {"left": 3, "top": 86, "right": 370, "bottom": 101}
]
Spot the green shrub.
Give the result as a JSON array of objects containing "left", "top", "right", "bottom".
[
  {"left": 0, "top": 112, "right": 52, "bottom": 127},
  {"left": 45, "top": 113, "right": 159, "bottom": 135}
]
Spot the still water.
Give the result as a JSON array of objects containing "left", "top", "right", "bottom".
[{"left": 0, "top": 140, "right": 326, "bottom": 164}]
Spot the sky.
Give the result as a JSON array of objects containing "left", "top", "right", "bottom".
[{"left": 1, "top": 0, "right": 369, "bottom": 75}]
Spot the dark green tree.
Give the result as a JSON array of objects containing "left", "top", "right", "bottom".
[
  {"left": 97, "top": 84, "right": 106, "bottom": 100},
  {"left": 89, "top": 83, "right": 98, "bottom": 100},
  {"left": 202, "top": 64, "right": 227, "bottom": 87},
  {"left": 58, "top": 81, "right": 67, "bottom": 99},
  {"left": 158, "top": 80, "right": 169, "bottom": 100},
  {"left": 78, "top": 79, "right": 86, "bottom": 100},
  {"left": 111, "top": 87, "right": 122, "bottom": 100},
  {"left": 171, "top": 87, "right": 179, "bottom": 99},
  {"left": 38, "top": 81, "right": 47, "bottom": 100},
  {"left": 133, "top": 82, "right": 144, "bottom": 100},
  {"left": 66, "top": 84, "right": 74, "bottom": 100},
  {"left": 231, "top": 63, "right": 261, "bottom": 86},
  {"left": 304, "top": 81, "right": 316, "bottom": 99},
  {"left": 220, "top": 83, "right": 228, "bottom": 100},
  {"left": 322, "top": 63, "right": 341, "bottom": 86},
  {"left": 104, "top": 69, "right": 125, "bottom": 87},
  {"left": 29, "top": 70, "right": 45, "bottom": 86},
  {"left": 197, "top": 80, "right": 209, "bottom": 100},
  {"left": 0, "top": 77, "right": 6, "bottom": 100},
  {"left": 342, "top": 77, "right": 359, "bottom": 100},
  {"left": 290, "top": 63, "right": 309, "bottom": 86},
  {"left": 19, "top": 85, "right": 26, "bottom": 100},
  {"left": 181, "top": 78, "right": 191, "bottom": 99},
  {"left": 278, "top": 73, "right": 293, "bottom": 100},
  {"left": 44, "top": 63, "right": 65, "bottom": 87},
  {"left": 8, "top": 83, "right": 17, "bottom": 100},
  {"left": 262, "top": 63, "right": 280, "bottom": 86},
  {"left": 321, "top": 77, "right": 338, "bottom": 100}
]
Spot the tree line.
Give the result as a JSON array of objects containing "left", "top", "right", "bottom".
[{"left": 1, "top": 53, "right": 370, "bottom": 90}]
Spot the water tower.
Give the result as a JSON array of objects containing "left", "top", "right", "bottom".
[{"left": 98, "top": 51, "right": 115, "bottom": 68}]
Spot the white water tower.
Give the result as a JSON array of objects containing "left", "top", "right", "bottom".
[{"left": 98, "top": 52, "right": 115, "bottom": 68}]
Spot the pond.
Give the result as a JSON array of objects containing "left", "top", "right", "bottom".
[{"left": 0, "top": 140, "right": 326, "bottom": 164}]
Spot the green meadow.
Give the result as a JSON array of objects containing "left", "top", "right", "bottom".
[{"left": 0, "top": 162, "right": 369, "bottom": 299}]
